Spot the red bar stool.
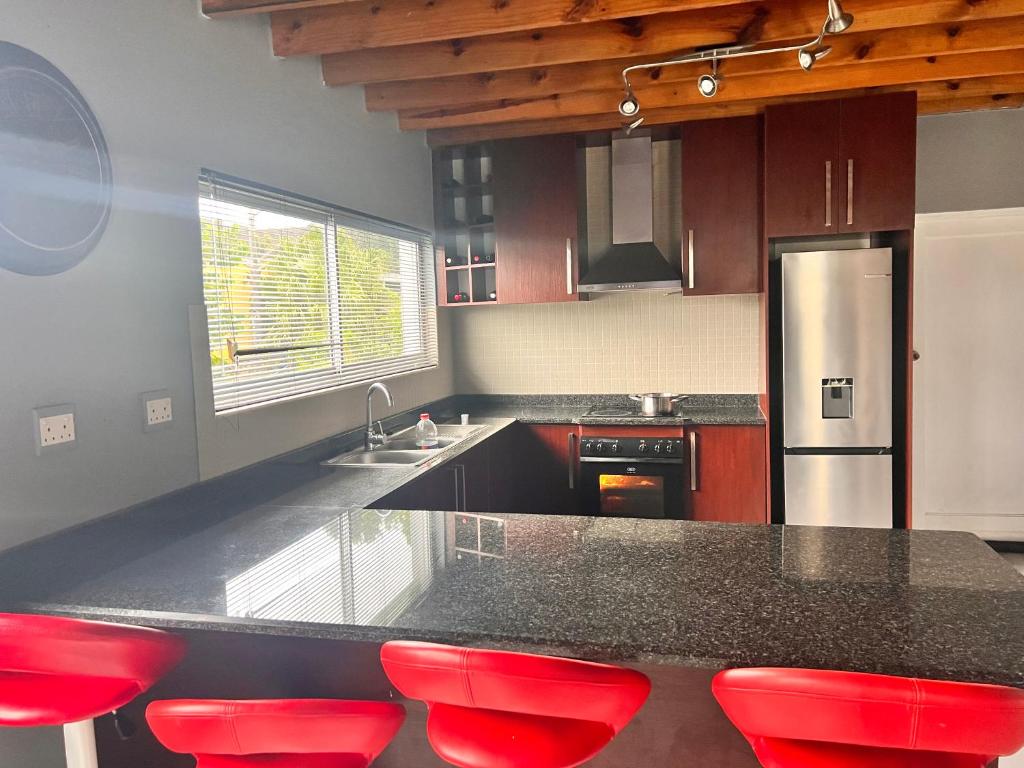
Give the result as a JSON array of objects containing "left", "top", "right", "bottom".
[
  {"left": 712, "top": 667, "right": 1024, "bottom": 768},
  {"left": 380, "top": 640, "right": 651, "bottom": 768},
  {"left": 0, "top": 612, "right": 186, "bottom": 768},
  {"left": 146, "top": 698, "right": 405, "bottom": 768}
]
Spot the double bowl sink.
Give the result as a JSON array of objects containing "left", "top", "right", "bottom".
[{"left": 322, "top": 423, "right": 482, "bottom": 468}]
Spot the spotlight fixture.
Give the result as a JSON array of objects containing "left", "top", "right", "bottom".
[
  {"left": 618, "top": 92, "right": 640, "bottom": 117},
  {"left": 798, "top": 44, "right": 832, "bottom": 71},
  {"left": 825, "top": 0, "right": 854, "bottom": 34},
  {"left": 624, "top": 116, "right": 646, "bottom": 135},
  {"left": 616, "top": 0, "right": 854, "bottom": 116},
  {"left": 697, "top": 73, "right": 719, "bottom": 97}
]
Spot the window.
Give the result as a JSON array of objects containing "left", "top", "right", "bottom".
[{"left": 198, "top": 172, "right": 437, "bottom": 412}]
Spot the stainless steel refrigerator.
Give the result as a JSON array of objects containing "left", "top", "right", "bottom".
[{"left": 782, "top": 248, "right": 894, "bottom": 528}]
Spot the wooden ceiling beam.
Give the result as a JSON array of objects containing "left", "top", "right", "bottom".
[
  {"left": 397, "top": 48, "right": 1024, "bottom": 129},
  {"left": 272, "top": 0, "right": 749, "bottom": 57},
  {"left": 320, "top": 0, "right": 1024, "bottom": 85},
  {"left": 364, "top": 15, "right": 1024, "bottom": 112},
  {"left": 425, "top": 75, "right": 1024, "bottom": 144},
  {"left": 202, "top": 0, "right": 350, "bottom": 16}
]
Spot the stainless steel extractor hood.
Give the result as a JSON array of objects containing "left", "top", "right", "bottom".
[{"left": 578, "top": 135, "right": 682, "bottom": 293}]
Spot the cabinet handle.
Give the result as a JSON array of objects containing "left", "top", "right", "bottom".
[
  {"left": 568, "top": 432, "right": 577, "bottom": 490},
  {"left": 689, "top": 432, "right": 698, "bottom": 492},
  {"left": 687, "top": 229, "right": 695, "bottom": 290},
  {"left": 847, "top": 159, "right": 854, "bottom": 227},
  {"left": 460, "top": 465, "right": 467, "bottom": 512},
  {"left": 566, "top": 238, "right": 574, "bottom": 295},
  {"left": 452, "top": 465, "right": 467, "bottom": 512},
  {"left": 825, "top": 160, "right": 833, "bottom": 228}
]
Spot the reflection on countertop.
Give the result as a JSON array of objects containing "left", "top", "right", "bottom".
[{"left": 6, "top": 503, "right": 1022, "bottom": 687}]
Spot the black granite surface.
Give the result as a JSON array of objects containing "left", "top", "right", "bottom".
[
  {"left": 4, "top": 505, "right": 1022, "bottom": 687},
  {"left": 445, "top": 394, "right": 765, "bottom": 426}
]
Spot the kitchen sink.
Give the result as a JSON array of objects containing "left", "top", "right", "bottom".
[
  {"left": 322, "top": 449, "right": 435, "bottom": 467},
  {"left": 322, "top": 422, "right": 483, "bottom": 469},
  {"left": 380, "top": 437, "right": 457, "bottom": 451}
]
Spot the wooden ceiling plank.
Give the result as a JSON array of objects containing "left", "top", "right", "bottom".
[
  {"left": 320, "top": 0, "right": 1024, "bottom": 85},
  {"left": 397, "top": 48, "right": 1024, "bottom": 129},
  {"left": 202, "top": 0, "right": 353, "bottom": 16},
  {"left": 919, "top": 92, "right": 1024, "bottom": 114},
  {"left": 272, "top": 0, "right": 750, "bottom": 57},
  {"left": 364, "top": 15, "right": 1024, "bottom": 112},
  {"left": 424, "top": 78, "right": 1024, "bottom": 144}
]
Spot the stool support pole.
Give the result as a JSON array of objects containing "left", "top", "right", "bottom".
[{"left": 63, "top": 719, "right": 99, "bottom": 768}]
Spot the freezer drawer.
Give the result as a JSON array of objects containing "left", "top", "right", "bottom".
[
  {"left": 784, "top": 454, "right": 893, "bottom": 528},
  {"left": 782, "top": 248, "right": 893, "bottom": 448}
]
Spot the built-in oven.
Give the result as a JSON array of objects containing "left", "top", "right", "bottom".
[{"left": 578, "top": 436, "right": 689, "bottom": 519}]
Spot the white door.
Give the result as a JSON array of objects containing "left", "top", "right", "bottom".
[{"left": 913, "top": 209, "right": 1024, "bottom": 540}]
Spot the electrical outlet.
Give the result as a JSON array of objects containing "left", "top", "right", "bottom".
[
  {"left": 33, "top": 404, "right": 77, "bottom": 455},
  {"left": 142, "top": 390, "right": 173, "bottom": 432}
]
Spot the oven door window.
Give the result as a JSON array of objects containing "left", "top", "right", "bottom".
[{"left": 598, "top": 473, "right": 665, "bottom": 519}]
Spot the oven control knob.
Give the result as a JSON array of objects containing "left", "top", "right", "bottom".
[
  {"left": 665, "top": 441, "right": 675, "bottom": 454},
  {"left": 638, "top": 441, "right": 647, "bottom": 453},
  {"left": 595, "top": 442, "right": 605, "bottom": 454},
  {"left": 610, "top": 442, "right": 620, "bottom": 455},
  {"left": 582, "top": 441, "right": 592, "bottom": 454},
  {"left": 654, "top": 443, "right": 662, "bottom": 454}
]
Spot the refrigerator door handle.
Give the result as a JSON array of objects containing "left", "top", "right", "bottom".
[{"left": 825, "top": 160, "right": 833, "bottom": 228}]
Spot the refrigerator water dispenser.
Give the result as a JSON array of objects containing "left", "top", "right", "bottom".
[{"left": 822, "top": 378, "right": 854, "bottom": 419}]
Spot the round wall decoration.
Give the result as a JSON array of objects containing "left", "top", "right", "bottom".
[{"left": 0, "top": 42, "right": 113, "bottom": 275}]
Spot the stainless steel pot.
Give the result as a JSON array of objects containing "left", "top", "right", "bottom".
[{"left": 629, "top": 393, "right": 689, "bottom": 417}]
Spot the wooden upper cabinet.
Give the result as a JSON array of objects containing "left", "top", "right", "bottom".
[
  {"left": 838, "top": 92, "right": 917, "bottom": 233},
  {"left": 492, "top": 135, "right": 579, "bottom": 305},
  {"left": 765, "top": 93, "right": 917, "bottom": 238},
  {"left": 681, "top": 116, "right": 762, "bottom": 295},
  {"left": 764, "top": 100, "right": 841, "bottom": 238}
]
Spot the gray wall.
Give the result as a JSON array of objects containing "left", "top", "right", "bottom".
[
  {"left": 0, "top": 0, "right": 449, "bottom": 553},
  {"left": 917, "top": 108, "right": 1024, "bottom": 213}
]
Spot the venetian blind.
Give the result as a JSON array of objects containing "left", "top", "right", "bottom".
[{"left": 199, "top": 172, "right": 437, "bottom": 412}]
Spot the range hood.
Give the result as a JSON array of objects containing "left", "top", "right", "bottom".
[{"left": 578, "top": 135, "right": 682, "bottom": 293}]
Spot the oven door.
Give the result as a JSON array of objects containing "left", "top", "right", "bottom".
[{"left": 579, "top": 459, "right": 687, "bottom": 519}]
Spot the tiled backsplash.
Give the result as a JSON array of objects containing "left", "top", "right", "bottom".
[{"left": 450, "top": 292, "right": 761, "bottom": 394}]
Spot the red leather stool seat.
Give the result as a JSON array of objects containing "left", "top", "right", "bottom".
[
  {"left": 712, "top": 667, "right": 1024, "bottom": 768},
  {"left": 0, "top": 612, "right": 186, "bottom": 726},
  {"left": 380, "top": 640, "right": 651, "bottom": 768},
  {"left": 146, "top": 699, "right": 405, "bottom": 768}
]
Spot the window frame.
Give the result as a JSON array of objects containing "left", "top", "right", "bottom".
[{"left": 198, "top": 170, "right": 437, "bottom": 415}]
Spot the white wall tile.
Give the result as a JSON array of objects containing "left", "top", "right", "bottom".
[{"left": 450, "top": 293, "right": 760, "bottom": 394}]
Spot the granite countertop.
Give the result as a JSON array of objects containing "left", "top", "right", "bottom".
[
  {"left": 4, "top": 505, "right": 1022, "bottom": 686},
  {"left": 444, "top": 394, "right": 765, "bottom": 426}
]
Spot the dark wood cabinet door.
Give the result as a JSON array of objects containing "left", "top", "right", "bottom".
[
  {"left": 838, "top": 92, "right": 917, "bottom": 233},
  {"left": 493, "top": 135, "right": 579, "bottom": 305},
  {"left": 455, "top": 440, "right": 491, "bottom": 513},
  {"left": 764, "top": 100, "right": 841, "bottom": 238},
  {"left": 371, "top": 464, "right": 456, "bottom": 511},
  {"left": 681, "top": 116, "right": 762, "bottom": 295},
  {"left": 489, "top": 423, "right": 579, "bottom": 514},
  {"left": 689, "top": 426, "right": 767, "bottom": 524}
]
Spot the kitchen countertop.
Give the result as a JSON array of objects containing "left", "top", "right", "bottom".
[
  {"left": 445, "top": 394, "right": 765, "bottom": 426},
  {"left": 3, "top": 504, "right": 1022, "bottom": 686}
]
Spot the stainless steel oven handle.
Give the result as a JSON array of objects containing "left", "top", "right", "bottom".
[
  {"left": 687, "top": 229, "right": 695, "bottom": 290},
  {"left": 568, "top": 432, "right": 577, "bottom": 490},
  {"left": 689, "top": 432, "right": 698, "bottom": 491},
  {"left": 566, "top": 238, "right": 574, "bottom": 295}
]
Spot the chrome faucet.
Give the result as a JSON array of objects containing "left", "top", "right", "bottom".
[{"left": 365, "top": 382, "right": 394, "bottom": 450}]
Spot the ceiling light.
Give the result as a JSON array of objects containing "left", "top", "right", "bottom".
[
  {"left": 798, "top": 44, "right": 832, "bottom": 71},
  {"left": 618, "top": 93, "right": 640, "bottom": 117},
  {"left": 697, "top": 73, "right": 719, "bottom": 98},
  {"left": 825, "top": 0, "right": 854, "bottom": 34}
]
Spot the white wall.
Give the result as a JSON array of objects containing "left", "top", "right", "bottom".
[
  {"left": 0, "top": 0, "right": 450, "bottom": 549},
  {"left": 917, "top": 108, "right": 1024, "bottom": 213}
]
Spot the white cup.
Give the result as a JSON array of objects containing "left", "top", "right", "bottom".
[{"left": 460, "top": 413, "right": 470, "bottom": 425}]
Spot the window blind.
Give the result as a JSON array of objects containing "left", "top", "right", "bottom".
[{"left": 199, "top": 172, "right": 437, "bottom": 413}]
